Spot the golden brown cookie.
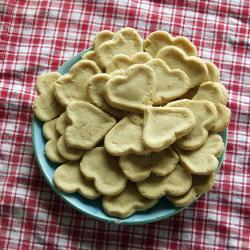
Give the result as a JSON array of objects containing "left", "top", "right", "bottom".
[
  {"left": 167, "top": 100, "right": 218, "bottom": 150},
  {"left": 34, "top": 72, "right": 64, "bottom": 121},
  {"left": 143, "top": 106, "right": 196, "bottom": 152},
  {"left": 119, "top": 147, "right": 178, "bottom": 182},
  {"left": 156, "top": 46, "right": 208, "bottom": 88},
  {"left": 105, "top": 114, "right": 148, "bottom": 156},
  {"left": 86, "top": 73, "right": 126, "bottom": 118},
  {"left": 144, "top": 31, "right": 197, "bottom": 57},
  {"left": 102, "top": 182, "right": 158, "bottom": 218},
  {"left": 65, "top": 101, "right": 116, "bottom": 149},
  {"left": 146, "top": 58, "right": 190, "bottom": 104},
  {"left": 54, "top": 60, "right": 101, "bottom": 106},
  {"left": 55, "top": 112, "right": 68, "bottom": 135},
  {"left": 54, "top": 161, "right": 100, "bottom": 199},
  {"left": 96, "top": 27, "right": 143, "bottom": 69},
  {"left": 104, "top": 64, "right": 156, "bottom": 113},
  {"left": 80, "top": 147, "right": 127, "bottom": 196},
  {"left": 206, "top": 61, "right": 220, "bottom": 82},
  {"left": 176, "top": 134, "right": 224, "bottom": 175},
  {"left": 137, "top": 165, "right": 192, "bottom": 199}
]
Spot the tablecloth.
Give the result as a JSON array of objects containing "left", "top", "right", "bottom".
[{"left": 0, "top": 0, "right": 249, "bottom": 249}]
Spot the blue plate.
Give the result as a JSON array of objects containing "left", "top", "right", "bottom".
[{"left": 32, "top": 49, "right": 228, "bottom": 225}]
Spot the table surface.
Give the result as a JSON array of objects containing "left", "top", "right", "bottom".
[{"left": 0, "top": 0, "right": 249, "bottom": 249}]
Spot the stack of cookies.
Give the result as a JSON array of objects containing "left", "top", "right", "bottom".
[{"left": 34, "top": 28, "right": 231, "bottom": 218}]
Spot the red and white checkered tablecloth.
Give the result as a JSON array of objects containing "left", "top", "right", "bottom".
[{"left": 0, "top": 0, "right": 249, "bottom": 249}]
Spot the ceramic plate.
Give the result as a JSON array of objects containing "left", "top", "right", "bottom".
[{"left": 32, "top": 49, "right": 228, "bottom": 225}]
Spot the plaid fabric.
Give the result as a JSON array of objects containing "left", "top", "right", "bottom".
[{"left": 0, "top": 0, "right": 249, "bottom": 249}]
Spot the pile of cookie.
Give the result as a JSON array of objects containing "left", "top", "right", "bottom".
[{"left": 34, "top": 28, "right": 231, "bottom": 218}]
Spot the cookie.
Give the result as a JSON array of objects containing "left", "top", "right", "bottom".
[
  {"left": 54, "top": 161, "right": 100, "bottom": 199},
  {"left": 119, "top": 147, "right": 178, "bottom": 182},
  {"left": 206, "top": 61, "right": 220, "bottom": 82},
  {"left": 105, "top": 114, "right": 148, "bottom": 156},
  {"left": 57, "top": 136, "right": 84, "bottom": 161},
  {"left": 102, "top": 182, "right": 158, "bottom": 218},
  {"left": 177, "top": 86, "right": 199, "bottom": 100},
  {"left": 146, "top": 58, "right": 190, "bottom": 104},
  {"left": 82, "top": 51, "right": 97, "bottom": 62},
  {"left": 80, "top": 147, "right": 127, "bottom": 196},
  {"left": 166, "top": 172, "right": 216, "bottom": 207},
  {"left": 193, "top": 82, "right": 231, "bottom": 132},
  {"left": 176, "top": 134, "right": 224, "bottom": 175},
  {"left": 167, "top": 100, "right": 218, "bottom": 150},
  {"left": 55, "top": 112, "right": 68, "bottom": 135},
  {"left": 54, "top": 60, "right": 101, "bottom": 106},
  {"left": 137, "top": 165, "right": 192, "bottom": 199},
  {"left": 92, "top": 30, "right": 114, "bottom": 49},
  {"left": 104, "top": 64, "right": 156, "bottom": 113},
  {"left": 34, "top": 72, "right": 64, "bottom": 121},
  {"left": 143, "top": 107, "right": 196, "bottom": 152},
  {"left": 156, "top": 46, "right": 208, "bottom": 88},
  {"left": 43, "top": 118, "right": 65, "bottom": 164},
  {"left": 106, "top": 52, "right": 152, "bottom": 73},
  {"left": 144, "top": 31, "right": 197, "bottom": 57},
  {"left": 86, "top": 73, "right": 126, "bottom": 118},
  {"left": 96, "top": 27, "right": 143, "bottom": 69},
  {"left": 65, "top": 101, "right": 116, "bottom": 150}
]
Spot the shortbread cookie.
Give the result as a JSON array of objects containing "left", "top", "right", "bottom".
[
  {"left": 119, "top": 147, "right": 178, "bottom": 182},
  {"left": 105, "top": 114, "right": 147, "bottom": 156},
  {"left": 143, "top": 107, "right": 196, "bottom": 152},
  {"left": 156, "top": 46, "right": 208, "bottom": 88},
  {"left": 43, "top": 119, "right": 65, "bottom": 164},
  {"left": 34, "top": 72, "right": 64, "bottom": 121},
  {"left": 92, "top": 30, "right": 114, "bottom": 49},
  {"left": 80, "top": 147, "right": 127, "bottom": 196},
  {"left": 144, "top": 31, "right": 197, "bottom": 57},
  {"left": 57, "top": 136, "right": 84, "bottom": 161},
  {"left": 82, "top": 51, "right": 97, "bottom": 62},
  {"left": 104, "top": 64, "right": 156, "bottom": 113},
  {"left": 103, "top": 182, "right": 158, "bottom": 218},
  {"left": 206, "top": 61, "right": 220, "bottom": 82},
  {"left": 176, "top": 134, "right": 224, "bottom": 175},
  {"left": 96, "top": 27, "right": 143, "bottom": 69},
  {"left": 106, "top": 52, "right": 152, "bottom": 73},
  {"left": 43, "top": 118, "right": 59, "bottom": 140},
  {"left": 137, "top": 165, "right": 192, "bottom": 199},
  {"left": 146, "top": 59, "right": 190, "bottom": 104},
  {"left": 166, "top": 172, "right": 216, "bottom": 207},
  {"left": 193, "top": 82, "right": 231, "bottom": 132},
  {"left": 178, "top": 86, "right": 199, "bottom": 100},
  {"left": 54, "top": 60, "right": 101, "bottom": 106},
  {"left": 55, "top": 112, "right": 68, "bottom": 135},
  {"left": 54, "top": 162, "right": 100, "bottom": 199},
  {"left": 167, "top": 100, "right": 218, "bottom": 150},
  {"left": 86, "top": 73, "right": 126, "bottom": 118},
  {"left": 65, "top": 102, "right": 116, "bottom": 149}
]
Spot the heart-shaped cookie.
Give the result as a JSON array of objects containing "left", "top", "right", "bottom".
[
  {"left": 104, "top": 64, "right": 156, "bottom": 113},
  {"left": 102, "top": 182, "right": 158, "bottom": 218},
  {"left": 119, "top": 147, "right": 178, "bottom": 182},
  {"left": 80, "top": 147, "right": 127, "bottom": 196},
  {"left": 175, "top": 134, "right": 224, "bottom": 175},
  {"left": 34, "top": 72, "right": 64, "bottom": 121},
  {"left": 54, "top": 162, "right": 100, "bottom": 199},
  {"left": 144, "top": 31, "right": 197, "bottom": 57},
  {"left": 55, "top": 112, "right": 68, "bottom": 135},
  {"left": 106, "top": 52, "right": 152, "bottom": 73},
  {"left": 206, "top": 61, "right": 220, "bottom": 82},
  {"left": 146, "top": 58, "right": 190, "bottom": 104},
  {"left": 143, "top": 107, "right": 196, "bottom": 152},
  {"left": 137, "top": 165, "right": 192, "bottom": 199},
  {"left": 105, "top": 114, "right": 148, "bottom": 156},
  {"left": 65, "top": 101, "right": 116, "bottom": 150},
  {"left": 156, "top": 46, "right": 208, "bottom": 88},
  {"left": 54, "top": 60, "right": 101, "bottom": 106},
  {"left": 167, "top": 100, "right": 218, "bottom": 150},
  {"left": 96, "top": 27, "right": 143, "bottom": 69}
]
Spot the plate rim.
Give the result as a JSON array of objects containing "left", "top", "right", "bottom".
[{"left": 32, "top": 49, "right": 228, "bottom": 225}]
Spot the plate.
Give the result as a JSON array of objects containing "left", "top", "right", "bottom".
[{"left": 32, "top": 49, "right": 228, "bottom": 225}]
